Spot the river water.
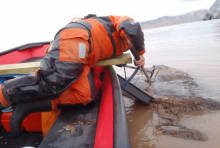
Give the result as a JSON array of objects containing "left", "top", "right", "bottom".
[{"left": 121, "top": 19, "right": 220, "bottom": 148}]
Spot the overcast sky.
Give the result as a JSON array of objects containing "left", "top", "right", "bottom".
[{"left": 0, "top": 0, "right": 216, "bottom": 52}]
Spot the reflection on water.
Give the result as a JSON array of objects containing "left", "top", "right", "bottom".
[{"left": 123, "top": 19, "right": 220, "bottom": 148}]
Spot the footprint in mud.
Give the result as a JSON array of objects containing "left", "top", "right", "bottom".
[{"left": 126, "top": 65, "right": 220, "bottom": 141}]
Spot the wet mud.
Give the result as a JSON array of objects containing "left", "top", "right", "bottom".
[{"left": 125, "top": 65, "right": 220, "bottom": 141}]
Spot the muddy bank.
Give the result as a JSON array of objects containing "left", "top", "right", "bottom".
[{"left": 123, "top": 65, "right": 220, "bottom": 141}]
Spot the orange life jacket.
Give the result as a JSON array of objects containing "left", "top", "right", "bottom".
[{"left": 57, "top": 15, "right": 146, "bottom": 67}]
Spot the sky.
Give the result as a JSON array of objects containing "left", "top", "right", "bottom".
[{"left": 0, "top": 0, "right": 216, "bottom": 52}]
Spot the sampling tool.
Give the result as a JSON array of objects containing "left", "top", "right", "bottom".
[
  {"left": 117, "top": 44, "right": 159, "bottom": 104},
  {"left": 130, "top": 47, "right": 152, "bottom": 84},
  {"left": 129, "top": 46, "right": 159, "bottom": 89},
  {"left": 124, "top": 37, "right": 159, "bottom": 87}
]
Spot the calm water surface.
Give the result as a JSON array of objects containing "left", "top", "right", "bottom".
[{"left": 123, "top": 19, "right": 220, "bottom": 148}]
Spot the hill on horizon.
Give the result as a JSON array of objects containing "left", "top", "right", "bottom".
[{"left": 140, "top": 9, "right": 208, "bottom": 30}]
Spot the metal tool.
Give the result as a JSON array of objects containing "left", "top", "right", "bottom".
[
  {"left": 123, "top": 64, "right": 159, "bottom": 84},
  {"left": 130, "top": 46, "right": 151, "bottom": 84},
  {"left": 125, "top": 37, "right": 159, "bottom": 88}
]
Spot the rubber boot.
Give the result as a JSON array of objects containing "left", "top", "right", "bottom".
[{"left": 10, "top": 100, "right": 52, "bottom": 137}]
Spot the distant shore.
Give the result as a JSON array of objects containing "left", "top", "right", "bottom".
[{"left": 141, "top": 9, "right": 207, "bottom": 30}]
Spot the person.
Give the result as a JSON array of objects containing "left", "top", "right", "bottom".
[{"left": 0, "top": 14, "right": 146, "bottom": 137}]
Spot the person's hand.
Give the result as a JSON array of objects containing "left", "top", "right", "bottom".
[{"left": 135, "top": 55, "right": 145, "bottom": 67}]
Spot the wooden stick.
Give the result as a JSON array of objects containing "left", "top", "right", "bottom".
[{"left": 0, "top": 53, "right": 132, "bottom": 75}]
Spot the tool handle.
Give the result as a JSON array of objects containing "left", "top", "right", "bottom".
[
  {"left": 130, "top": 46, "right": 140, "bottom": 61},
  {"left": 141, "top": 67, "right": 152, "bottom": 84},
  {"left": 130, "top": 46, "right": 152, "bottom": 84},
  {"left": 121, "top": 66, "right": 141, "bottom": 89}
]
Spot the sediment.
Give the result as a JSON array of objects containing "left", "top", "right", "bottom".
[{"left": 125, "top": 65, "right": 220, "bottom": 141}]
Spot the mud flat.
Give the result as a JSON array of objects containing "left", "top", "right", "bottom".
[{"left": 123, "top": 65, "right": 220, "bottom": 141}]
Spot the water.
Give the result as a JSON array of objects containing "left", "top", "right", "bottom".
[
  {"left": 144, "top": 19, "right": 220, "bottom": 100},
  {"left": 123, "top": 19, "right": 220, "bottom": 148}
]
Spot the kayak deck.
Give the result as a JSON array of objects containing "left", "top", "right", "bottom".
[{"left": 39, "top": 99, "right": 101, "bottom": 148}]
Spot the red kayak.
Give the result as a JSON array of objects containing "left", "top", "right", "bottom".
[{"left": 0, "top": 42, "right": 130, "bottom": 148}]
